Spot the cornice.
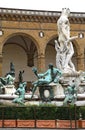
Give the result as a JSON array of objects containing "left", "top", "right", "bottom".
[{"left": 0, "top": 7, "right": 85, "bottom": 23}]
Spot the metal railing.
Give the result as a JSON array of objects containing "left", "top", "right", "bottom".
[{"left": 0, "top": 105, "right": 83, "bottom": 128}]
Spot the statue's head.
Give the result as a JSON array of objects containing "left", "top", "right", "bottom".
[
  {"left": 48, "top": 63, "right": 53, "bottom": 69},
  {"left": 32, "top": 67, "right": 37, "bottom": 73},
  {"left": 61, "top": 8, "right": 70, "bottom": 16}
]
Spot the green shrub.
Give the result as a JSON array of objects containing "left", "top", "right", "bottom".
[{"left": 0, "top": 105, "right": 84, "bottom": 120}]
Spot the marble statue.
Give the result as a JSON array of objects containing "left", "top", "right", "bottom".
[
  {"left": 31, "top": 63, "right": 62, "bottom": 99},
  {"left": 63, "top": 80, "right": 77, "bottom": 106},
  {"left": 55, "top": 8, "right": 78, "bottom": 73},
  {"left": 12, "top": 82, "right": 27, "bottom": 105},
  {"left": 18, "top": 70, "right": 24, "bottom": 83}
]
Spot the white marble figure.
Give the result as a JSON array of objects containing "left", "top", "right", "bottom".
[{"left": 55, "top": 8, "right": 78, "bottom": 73}]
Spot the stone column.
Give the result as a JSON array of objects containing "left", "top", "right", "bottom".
[
  {"left": 77, "top": 49, "right": 84, "bottom": 71},
  {"left": 37, "top": 53, "right": 45, "bottom": 73},
  {"left": 0, "top": 54, "right": 3, "bottom": 76},
  {"left": 27, "top": 53, "right": 34, "bottom": 67}
]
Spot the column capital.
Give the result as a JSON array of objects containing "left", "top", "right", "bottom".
[{"left": 38, "top": 53, "right": 45, "bottom": 58}]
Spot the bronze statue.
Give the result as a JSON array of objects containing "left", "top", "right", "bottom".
[
  {"left": 63, "top": 80, "right": 77, "bottom": 106},
  {"left": 12, "top": 82, "right": 27, "bottom": 105},
  {"left": 18, "top": 70, "right": 24, "bottom": 83},
  {"left": 0, "top": 62, "right": 15, "bottom": 89},
  {"left": 31, "top": 64, "right": 62, "bottom": 99}
]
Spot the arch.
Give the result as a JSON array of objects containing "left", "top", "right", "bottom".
[
  {"left": 45, "top": 34, "right": 58, "bottom": 52},
  {"left": 2, "top": 32, "right": 40, "bottom": 81},
  {"left": 2, "top": 44, "right": 38, "bottom": 81},
  {"left": 2, "top": 32, "right": 40, "bottom": 68},
  {"left": 1, "top": 32, "right": 40, "bottom": 54},
  {"left": 45, "top": 34, "right": 58, "bottom": 69}
]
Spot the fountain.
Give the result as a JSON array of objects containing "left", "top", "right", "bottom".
[
  {"left": 0, "top": 8, "right": 85, "bottom": 107},
  {"left": 54, "top": 8, "right": 85, "bottom": 106},
  {"left": 30, "top": 8, "right": 85, "bottom": 106}
]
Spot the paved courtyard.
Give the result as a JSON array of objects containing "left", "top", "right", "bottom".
[{"left": 0, "top": 128, "right": 82, "bottom": 130}]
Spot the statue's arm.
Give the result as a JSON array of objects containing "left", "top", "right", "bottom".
[
  {"left": 54, "top": 40, "right": 60, "bottom": 51},
  {"left": 38, "top": 70, "right": 48, "bottom": 78},
  {"left": 15, "top": 88, "right": 20, "bottom": 95},
  {"left": 68, "top": 36, "right": 78, "bottom": 42},
  {"left": 38, "top": 73, "right": 44, "bottom": 78},
  {"left": 23, "top": 82, "right": 27, "bottom": 88},
  {"left": 53, "top": 69, "right": 62, "bottom": 83}
]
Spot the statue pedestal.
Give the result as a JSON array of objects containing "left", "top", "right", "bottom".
[
  {"left": 4, "top": 85, "right": 16, "bottom": 94},
  {"left": 54, "top": 83, "right": 64, "bottom": 96}
]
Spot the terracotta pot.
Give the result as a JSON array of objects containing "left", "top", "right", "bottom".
[
  {"left": 4, "top": 120, "right": 16, "bottom": 127},
  {"left": 0, "top": 120, "right": 2, "bottom": 127},
  {"left": 78, "top": 120, "right": 82, "bottom": 128},
  {"left": 17, "top": 120, "right": 35, "bottom": 127},
  {"left": 36, "top": 120, "right": 56, "bottom": 128}
]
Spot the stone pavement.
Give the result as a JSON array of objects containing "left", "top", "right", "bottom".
[{"left": 0, "top": 128, "right": 84, "bottom": 130}]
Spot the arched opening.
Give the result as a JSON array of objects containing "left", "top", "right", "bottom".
[
  {"left": 2, "top": 34, "right": 38, "bottom": 82},
  {"left": 45, "top": 38, "right": 56, "bottom": 70}
]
